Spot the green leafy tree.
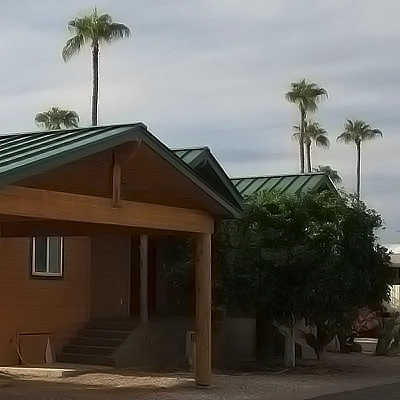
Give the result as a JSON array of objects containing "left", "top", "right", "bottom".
[
  {"left": 216, "top": 191, "right": 391, "bottom": 367},
  {"left": 313, "top": 165, "right": 342, "bottom": 184},
  {"left": 35, "top": 107, "right": 79, "bottom": 130},
  {"left": 293, "top": 121, "right": 330, "bottom": 172},
  {"left": 285, "top": 79, "right": 327, "bottom": 173},
  {"left": 337, "top": 119, "right": 382, "bottom": 199},
  {"left": 62, "top": 8, "right": 130, "bottom": 126}
]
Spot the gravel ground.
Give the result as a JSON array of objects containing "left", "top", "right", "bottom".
[{"left": 0, "top": 352, "right": 400, "bottom": 399}]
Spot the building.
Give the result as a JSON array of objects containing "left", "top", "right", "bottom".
[{"left": 0, "top": 124, "right": 242, "bottom": 385}]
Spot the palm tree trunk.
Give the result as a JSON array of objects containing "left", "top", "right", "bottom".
[
  {"left": 356, "top": 142, "right": 361, "bottom": 200},
  {"left": 306, "top": 142, "right": 312, "bottom": 173},
  {"left": 92, "top": 43, "right": 99, "bottom": 126},
  {"left": 299, "top": 108, "right": 306, "bottom": 173}
]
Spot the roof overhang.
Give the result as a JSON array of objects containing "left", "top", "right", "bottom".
[{"left": 0, "top": 124, "right": 242, "bottom": 219}]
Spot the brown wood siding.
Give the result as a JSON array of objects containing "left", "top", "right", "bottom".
[
  {"left": 0, "top": 237, "right": 90, "bottom": 365},
  {"left": 15, "top": 144, "right": 228, "bottom": 215},
  {"left": 90, "top": 236, "right": 131, "bottom": 319}
]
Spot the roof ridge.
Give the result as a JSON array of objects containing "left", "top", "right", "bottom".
[
  {"left": 0, "top": 122, "right": 146, "bottom": 137},
  {"left": 231, "top": 172, "right": 325, "bottom": 180},
  {"left": 172, "top": 146, "right": 209, "bottom": 151}
]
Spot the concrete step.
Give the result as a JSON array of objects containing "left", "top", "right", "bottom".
[
  {"left": 77, "top": 329, "right": 131, "bottom": 339},
  {"left": 70, "top": 336, "right": 124, "bottom": 347},
  {"left": 85, "top": 319, "right": 138, "bottom": 331},
  {"left": 56, "top": 353, "right": 115, "bottom": 366},
  {"left": 62, "top": 345, "right": 116, "bottom": 356},
  {"left": 58, "top": 319, "right": 140, "bottom": 367}
]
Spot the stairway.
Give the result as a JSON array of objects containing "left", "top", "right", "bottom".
[{"left": 57, "top": 319, "right": 137, "bottom": 366}]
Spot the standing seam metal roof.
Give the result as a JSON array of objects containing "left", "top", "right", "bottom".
[
  {"left": 0, "top": 123, "right": 242, "bottom": 217},
  {"left": 231, "top": 173, "right": 337, "bottom": 197},
  {"left": 173, "top": 147, "right": 243, "bottom": 210}
]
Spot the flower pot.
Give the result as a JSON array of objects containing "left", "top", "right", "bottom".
[{"left": 353, "top": 338, "right": 378, "bottom": 355}]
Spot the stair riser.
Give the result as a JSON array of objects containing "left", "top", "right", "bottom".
[
  {"left": 62, "top": 345, "right": 115, "bottom": 355},
  {"left": 58, "top": 319, "right": 139, "bottom": 366},
  {"left": 78, "top": 329, "right": 130, "bottom": 339},
  {"left": 56, "top": 353, "right": 114, "bottom": 366},
  {"left": 70, "top": 337, "right": 124, "bottom": 347},
  {"left": 85, "top": 321, "right": 137, "bottom": 331}
]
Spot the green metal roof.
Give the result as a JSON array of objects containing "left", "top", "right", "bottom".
[
  {"left": 0, "top": 124, "right": 242, "bottom": 217},
  {"left": 173, "top": 147, "right": 243, "bottom": 212},
  {"left": 231, "top": 173, "right": 337, "bottom": 197},
  {"left": 174, "top": 148, "right": 206, "bottom": 165}
]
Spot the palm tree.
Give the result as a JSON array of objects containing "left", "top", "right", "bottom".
[
  {"left": 293, "top": 121, "right": 330, "bottom": 172},
  {"left": 35, "top": 107, "right": 80, "bottom": 130},
  {"left": 337, "top": 119, "right": 382, "bottom": 199},
  {"left": 313, "top": 165, "right": 342, "bottom": 184},
  {"left": 285, "top": 79, "right": 328, "bottom": 173},
  {"left": 62, "top": 8, "right": 130, "bottom": 126}
]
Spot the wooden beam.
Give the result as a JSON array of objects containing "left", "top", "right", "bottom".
[
  {"left": 0, "top": 220, "right": 192, "bottom": 237},
  {"left": 0, "top": 186, "right": 214, "bottom": 234},
  {"left": 111, "top": 160, "right": 121, "bottom": 207},
  {"left": 195, "top": 232, "right": 212, "bottom": 386},
  {"left": 140, "top": 234, "right": 149, "bottom": 323}
]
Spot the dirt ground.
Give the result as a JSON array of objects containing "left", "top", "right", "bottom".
[{"left": 1, "top": 352, "right": 400, "bottom": 399}]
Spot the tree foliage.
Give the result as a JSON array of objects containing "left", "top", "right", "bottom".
[
  {"left": 293, "top": 121, "right": 330, "bottom": 173},
  {"left": 313, "top": 165, "right": 342, "bottom": 184},
  {"left": 285, "top": 79, "right": 327, "bottom": 173},
  {"left": 35, "top": 107, "right": 79, "bottom": 130},
  {"left": 215, "top": 191, "right": 391, "bottom": 332},
  {"left": 62, "top": 8, "right": 130, "bottom": 126},
  {"left": 337, "top": 119, "right": 382, "bottom": 199}
]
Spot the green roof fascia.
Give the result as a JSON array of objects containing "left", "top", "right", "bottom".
[{"left": 0, "top": 123, "right": 242, "bottom": 218}]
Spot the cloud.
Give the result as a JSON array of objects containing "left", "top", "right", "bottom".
[{"left": 0, "top": 1, "right": 399, "bottom": 243}]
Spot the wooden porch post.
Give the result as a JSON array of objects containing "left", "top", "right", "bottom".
[
  {"left": 140, "top": 234, "right": 149, "bottom": 323},
  {"left": 195, "top": 232, "right": 212, "bottom": 386}
]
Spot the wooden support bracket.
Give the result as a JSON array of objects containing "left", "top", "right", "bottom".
[
  {"left": 111, "top": 155, "right": 121, "bottom": 208},
  {"left": 111, "top": 141, "right": 142, "bottom": 207}
]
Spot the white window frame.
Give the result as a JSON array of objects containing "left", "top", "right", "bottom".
[{"left": 31, "top": 236, "right": 64, "bottom": 277}]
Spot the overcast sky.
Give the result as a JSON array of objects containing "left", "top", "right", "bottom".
[{"left": 1, "top": 1, "right": 399, "bottom": 243}]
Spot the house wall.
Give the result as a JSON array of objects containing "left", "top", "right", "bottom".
[
  {"left": 90, "top": 236, "right": 131, "bottom": 319},
  {"left": 0, "top": 236, "right": 91, "bottom": 365}
]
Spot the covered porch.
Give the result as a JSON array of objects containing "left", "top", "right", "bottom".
[{"left": 0, "top": 124, "right": 242, "bottom": 385}]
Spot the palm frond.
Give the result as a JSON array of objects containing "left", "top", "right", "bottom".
[
  {"left": 64, "top": 10, "right": 131, "bottom": 51},
  {"left": 315, "top": 135, "right": 330, "bottom": 148},
  {"left": 62, "top": 34, "right": 84, "bottom": 61},
  {"left": 34, "top": 113, "right": 49, "bottom": 124},
  {"left": 300, "top": 121, "right": 330, "bottom": 148},
  {"left": 108, "top": 23, "right": 131, "bottom": 39},
  {"left": 337, "top": 119, "right": 383, "bottom": 144},
  {"left": 313, "top": 165, "right": 342, "bottom": 184},
  {"left": 285, "top": 79, "right": 327, "bottom": 114},
  {"left": 34, "top": 107, "right": 79, "bottom": 130},
  {"left": 336, "top": 131, "right": 353, "bottom": 144}
]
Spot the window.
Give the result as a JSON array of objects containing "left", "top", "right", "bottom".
[{"left": 32, "top": 236, "right": 64, "bottom": 277}]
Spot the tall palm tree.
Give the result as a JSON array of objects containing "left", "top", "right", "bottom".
[
  {"left": 62, "top": 8, "right": 130, "bottom": 126},
  {"left": 313, "top": 165, "right": 342, "bottom": 184},
  {"left": 293, "top": 121, "right": 330, "bottom": 172},
  {"left": 35, "top": 107, "right": 80, "bottom": 130},
  {"left": 285, "top": 79, "right": 328, "bottom": 173},
  {"left": 337, "top": 119, "right": 382, "bottom": 199}
]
